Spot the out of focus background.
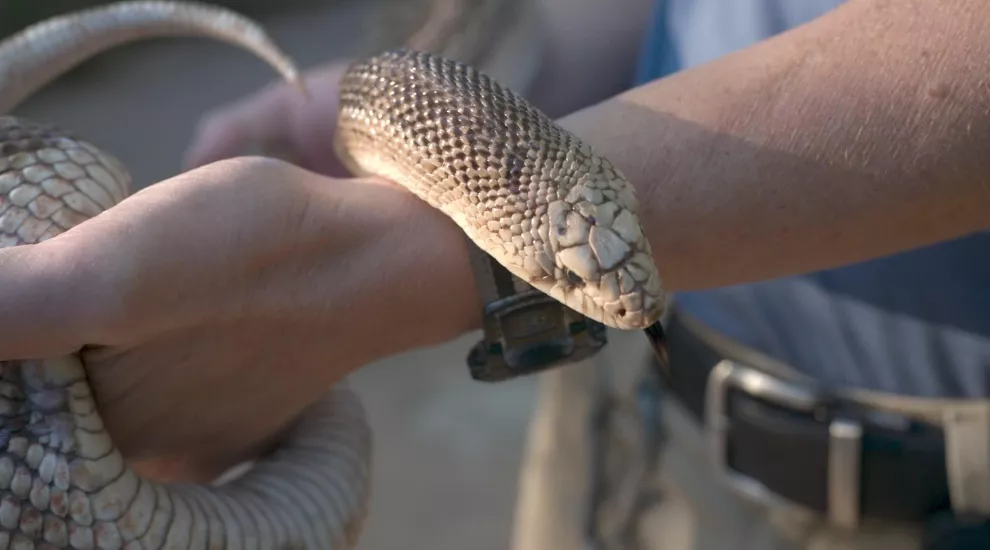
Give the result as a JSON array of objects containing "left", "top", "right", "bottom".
[{"left": 4, "top": 2, "right": 540, "bottom": 549}]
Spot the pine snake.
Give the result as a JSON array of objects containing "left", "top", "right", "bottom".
[{"left": 0, "top": 1, "right": 666, "bottom": 548}]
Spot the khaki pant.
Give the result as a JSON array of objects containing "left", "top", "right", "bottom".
[{"left": 509, "top": 326, "right": 988, "bottom": 550}]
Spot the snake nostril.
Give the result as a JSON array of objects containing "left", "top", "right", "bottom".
[
  {"left": 617, "top": 308, "right": 627, "bottom": 317},
  {"left": 565, "top": 269, "right": 582, "bottom": 285}
]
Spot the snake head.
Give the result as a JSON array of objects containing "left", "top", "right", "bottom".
[{"left": 521, "top": 170, "right": 667, "bottom": 331}]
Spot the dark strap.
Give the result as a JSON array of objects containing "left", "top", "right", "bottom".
[
  {"left": 658, "top": 311, "right": 953, "bottom": 524},
  {"left": 463, "top": 242, "right": 607, "bottom": 382}
]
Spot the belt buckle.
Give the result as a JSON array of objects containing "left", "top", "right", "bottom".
[
  {"left": 466, "top": 289, "right": 607, "bottom": 382},
  {"left": 704, "top": 360, "right": 864, "bottom": 529}
]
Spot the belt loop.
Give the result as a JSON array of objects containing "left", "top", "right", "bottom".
[{"left": 942, "top": 404, "right": 990, "bottom": 516}]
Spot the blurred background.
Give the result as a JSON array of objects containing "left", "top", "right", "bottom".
[{"left": 4, "top": 2, "right": 541, "bottom": 549}]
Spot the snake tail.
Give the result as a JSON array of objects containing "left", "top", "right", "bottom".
[{"left": 0, "top": 0, "right": 304, "bottom": 113}]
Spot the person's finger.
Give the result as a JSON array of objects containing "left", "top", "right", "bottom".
[
  {"left": 183, "top": 83, "right": 297, "bottom": 170},
  {"left": 281, "top": 67, "right": 347, "bottom": 177},
  {"left": 185, "top": 63, "right": 350, "bottom": 177},
  {"left": 0, "top": 238, "right": 109, "bottom": 359}
]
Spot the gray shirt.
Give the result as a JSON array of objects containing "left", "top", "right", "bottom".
[{"left": 635, "top": 0, "right": 990, "bottom": 398}]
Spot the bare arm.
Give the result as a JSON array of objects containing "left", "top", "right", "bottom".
[
  {"left": 557, "top": 0, "right": 990, "bottom": 291},
  {"left": 180, "top": 0, "right": 990, "bottom": 345}
]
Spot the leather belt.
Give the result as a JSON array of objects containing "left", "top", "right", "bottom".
[{"left": 655, "top": 309, "right": 954, "bottom": 527}]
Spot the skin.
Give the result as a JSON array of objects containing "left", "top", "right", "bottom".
[
  {"left": 563, "top": 0, "right": 990, "bottom": 290},
  {"left": 1, "top": 0, "right": 989, "bottom": 481},
  {"left": 0, "top": 161, "right": 476, "bottom": 481}
]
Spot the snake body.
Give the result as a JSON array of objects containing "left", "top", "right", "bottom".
[
  {"left": 0, "top": 1, "right": 665, "bottom": 548},
  {"left": 335, "top": 50, "right": 665, "bottom": 329}
]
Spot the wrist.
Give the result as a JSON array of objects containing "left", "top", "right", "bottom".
[{"left": 353, "top": 180, "right": 482, "bottom": 355}]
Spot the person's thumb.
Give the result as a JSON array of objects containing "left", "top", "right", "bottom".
[{"left": 0, "top": 237, "right": 110, "bottom": 360}]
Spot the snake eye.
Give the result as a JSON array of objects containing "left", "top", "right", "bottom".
[{"left": 565, "top": 269, "right": 583, "bottom": 285}]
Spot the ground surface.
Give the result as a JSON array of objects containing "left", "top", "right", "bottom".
[{"left": 11, "top": 3, "right": 540, "bottom": 549}]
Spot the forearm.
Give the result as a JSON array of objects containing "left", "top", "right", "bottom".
[
  {"left": 527, "top": 0, "right": 655, "bottom": 117},
  {"left": 560, "top": 0, "right": 990, "bottom": 291}
]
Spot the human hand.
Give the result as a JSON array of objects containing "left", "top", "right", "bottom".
[
  {"left": 0, "top": 156, "right": 478, "bottom": 481},
  {"left": 184, "top": 61, "right": 350, "bottom": 176}
]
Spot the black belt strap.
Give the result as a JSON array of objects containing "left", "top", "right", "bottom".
[{"left": 656, "top": 311, "right": 953, "bottom": 524}]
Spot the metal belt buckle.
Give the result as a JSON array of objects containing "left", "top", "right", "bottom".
[
  {"left": 466, "top": 289, "right": 607, "bottom": 382},
  {"left": 705, "top": 360, "right": 864, "bottom": 529}
]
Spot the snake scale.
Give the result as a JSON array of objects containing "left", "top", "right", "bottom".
[{"left": 0, "top": 1, "right": 666, "bottom": 548}]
